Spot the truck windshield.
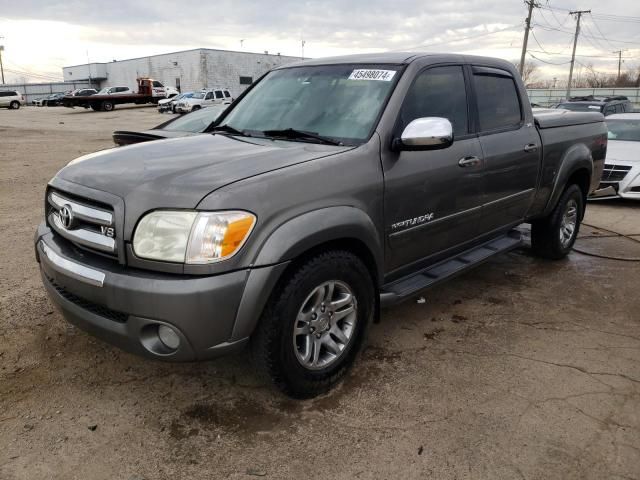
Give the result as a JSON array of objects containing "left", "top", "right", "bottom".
[
  {"left": 607, "top": 120, "right": 640, "bottom": 141},
  {"left": 218, "top": 64, "right": 402, "bottom": 145}
]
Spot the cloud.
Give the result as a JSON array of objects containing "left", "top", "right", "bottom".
[{"left": 0, "top": 0, "right": 638, "bottom": 81}]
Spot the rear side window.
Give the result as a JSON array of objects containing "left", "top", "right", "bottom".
[
  {"left": 224, "top": 91, "right": 231, "bottom": 98},
  {"left": 473, "top": 72, "right": 522, "bottom": 131},
  {"left": 399, "top": 65, "right": 469, "bottom": 136},
  {"left": 215, "top": 90, "right": 224, "bottom": 99}
]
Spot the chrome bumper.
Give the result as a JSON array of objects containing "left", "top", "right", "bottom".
[{"left": 39, "top": 240, "right": 105, "bottom": 287}]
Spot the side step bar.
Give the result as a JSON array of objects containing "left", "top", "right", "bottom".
[{"left": 379, "top": 230, "right": 523, "bottom": 307}]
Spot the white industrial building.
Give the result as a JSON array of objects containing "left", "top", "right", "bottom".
[{"left": 62, "top": 48, "right": 303, "bottom": 96}]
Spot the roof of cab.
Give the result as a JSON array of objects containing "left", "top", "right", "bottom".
[{"left": 276, "top": 52, "right": 516, "bottom": 71}]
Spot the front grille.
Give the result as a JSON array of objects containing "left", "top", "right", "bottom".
[
  {"left": 46, "top": 189, "right": 118, "bottom": 260},
  {"left": 602, "top": 164, "right": 632, "bottom": 182},
  {"left": 45, "top": 274, "right": 128, "bottom": 323}
]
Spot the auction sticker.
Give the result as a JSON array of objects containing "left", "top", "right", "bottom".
[{"left": 348, "top": 69, "right": 397, "bottom": 81}]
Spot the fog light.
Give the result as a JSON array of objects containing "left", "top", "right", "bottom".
[{"left": 158, "top": 325, "right": 180, "bottom": 350}]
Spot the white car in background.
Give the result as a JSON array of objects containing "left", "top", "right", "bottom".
[
  {"left": 599, "top": 113, "right": 640, "bottom": 200},
  {"left": 157, "top": 92, "right": 194, "bottom": 113},
  {"left": 96, "top": 86, "right": 135, "bottom": 95},
  {"left": 174, "top": 88, "right": 232, "bottom": 113},
  {"left": 0, "top": 90, "right": 26, "bottom": 109}
]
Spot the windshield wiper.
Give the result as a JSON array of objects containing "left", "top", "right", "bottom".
[
  {"left": 262, "top": 128, "right": 343, "bottom": 146},
  {"left": 209, "top": 124, "right": 250, "bottom": 137}
]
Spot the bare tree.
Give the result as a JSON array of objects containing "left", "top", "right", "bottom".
[
  {"left": 512, "top": 60, "right": 538, "bottom": 86},
  {"left": 583, "top": 64, "right": 615, "bottom": 88}
]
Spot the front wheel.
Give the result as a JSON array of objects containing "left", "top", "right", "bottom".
[
  {"left": 251, "top": 250, "right": 374, "bottom": 398},
  {"left": 101, "top": 101, "right": 114, "bottom": 112},
  {"left": 531, "top": 184, "right": 583, "bottom": 259}
]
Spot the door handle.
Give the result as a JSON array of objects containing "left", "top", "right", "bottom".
[
  {"left": 458, "top": 156, "right": 481, "bottom": 167},
  {"left": 524, "top": 143, "right": 538, "bottom": 153}
]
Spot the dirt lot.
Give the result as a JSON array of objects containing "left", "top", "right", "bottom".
[{"left": 1, "top": 106, "right": 639, "bottom": 480}]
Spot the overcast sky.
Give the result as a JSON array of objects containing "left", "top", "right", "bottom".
[{"left": 0, "top": 0, "right": 638, "bottom": 84}]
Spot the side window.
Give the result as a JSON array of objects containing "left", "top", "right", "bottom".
[
  {"left": 205, "top": 92, "right": 213, "bottom": 100},
  {"left": 614, "top": 104, "right": 624, "bottom": 113},
  {"left": 152, "top": 80, "right": 163, "bottom": 87},
  {"left": 604, "top": 106, "right": 615, "bottom": 116},
  {"left": 215, "top": 90, "right": 224, "bottom": 99},
  {"left": 399, "top": 65, "right": 468, "bottom": 136},
  {"left": 0, "top": 92, "right": 7, "bottom": 97},
  {"left": 473, "top": 71, "right": 522, "bottom": 131}
]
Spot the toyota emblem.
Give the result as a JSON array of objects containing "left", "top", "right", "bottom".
[{"left": 59, "top": 205, "right": 75, "bottom": 229}]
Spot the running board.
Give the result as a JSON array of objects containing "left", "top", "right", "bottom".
[{"left": 379, "top": 230, "right": 523, "bottom": 307}]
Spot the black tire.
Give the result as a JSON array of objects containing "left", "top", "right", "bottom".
[
  {"left": 251, "top": 250, "right": 374, "bottom": 399},
  {"left": 101, "top": 101, "right": 114, "bottom": 112},
  {"left": 10, "top": 101, "right": 20, "bottom": 110},
  {"left": 531, "top": 184, "right": 583, "bottom": 260},
  {"left": 191, "top": 105, "right": 201, "bottom": 111},
  {"left": 90, "top": 104, "right": 101, "bottom": 111}
]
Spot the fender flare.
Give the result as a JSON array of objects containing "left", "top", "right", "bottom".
[
  {"left": 542, "top": 143, "right": 593, "bottom": 217},
  {"left": 229, "top": 206, "right": 383, "bottom": 342}
]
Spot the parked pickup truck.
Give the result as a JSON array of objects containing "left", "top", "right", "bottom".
[
  {"left": 35, "top": 53, "right": 606, "bottom": 398},
  {"left": 62, "top": 78, "right": 169, "bottom": 111}
]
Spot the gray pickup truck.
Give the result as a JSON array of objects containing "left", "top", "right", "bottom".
[{"left": 35, "top": 53, "right": 606, "bottom": 398}]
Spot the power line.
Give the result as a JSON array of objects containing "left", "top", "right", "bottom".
[
  {"left": 528, "top": 52, "right": 572, "bottom": 65},
  {"left": 531, "top": 22, "right": 640, "bottom": 46}
]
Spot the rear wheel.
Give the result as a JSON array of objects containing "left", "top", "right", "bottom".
[
  {"left": 10, "top": 101, "right": 20, "bottom": 110},
  {"left": 251, "top": 250, "right": 374, "bottom": 398},
  {"left": 531, "top": 184, "right": 583, "bottom": 259},
  {"left": 101, "top": 101, "right": 114, "bottom": 112}
]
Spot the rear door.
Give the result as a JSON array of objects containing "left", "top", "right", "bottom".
[
  {"left": 471, "top": 66, "right": 540, "bottom": 233},
  {"left": 383, "top": 64, "right": 485, "bottom": 274}
]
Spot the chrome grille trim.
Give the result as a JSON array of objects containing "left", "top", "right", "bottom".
[
  {"left": 49, "top": 192, "right": 113, "bottom": 226},
  {"left": 40, "top": 240, "right": 105, "bottom": 287},
  {"left": 49, "top": 212, "right": 116, "bottom": 253}
]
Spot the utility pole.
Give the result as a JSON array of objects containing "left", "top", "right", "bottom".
[
  {"left": 301, "top": 39, "right": 306, "bottom": 60},
  {"left": 566, "top": 9, "right": 590, "bottom": 99},
  {"left": 0, "top": 36, "right": 5, "bottom": 85},
  {"left": 519, "top": 0, "right": 539, "bottom": 77},
  {"left": 613, "top": 50, "right": 625, "bottom": 80}
]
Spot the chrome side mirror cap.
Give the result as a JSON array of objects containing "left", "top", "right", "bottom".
[{"left": 395, "top": 117, "right": 454, "bottom": 151}]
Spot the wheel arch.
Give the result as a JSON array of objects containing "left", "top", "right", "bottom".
[
  {"left": 230, "top": 207, "right": 383, "bottom": 342},
  {"left": 543, "top": 143, "right": 593, "bottom": 218}
]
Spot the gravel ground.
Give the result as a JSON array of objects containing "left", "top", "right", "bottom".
[{"left": 1, "top": 106, "right": 639, "bottom": 480}]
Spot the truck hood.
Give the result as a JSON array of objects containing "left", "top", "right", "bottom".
[
  {"left": 57, "top": 133, "right": 353, "bottom": 212},
  {"left": 606, "top": 140, "right": 640, "bottom": 163}
]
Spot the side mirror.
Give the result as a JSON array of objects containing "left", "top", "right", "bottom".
[{"left": 394, "top": 117, "right": 454, "bottom": 151}]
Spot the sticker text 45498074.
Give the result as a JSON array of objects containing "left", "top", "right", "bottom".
[{"left": 348, "top": 69, "right": 397, "bottom": 81}]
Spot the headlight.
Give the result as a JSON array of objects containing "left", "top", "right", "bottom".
[{"left": 133, "top": 210, "right": 256, "bottom": 264}]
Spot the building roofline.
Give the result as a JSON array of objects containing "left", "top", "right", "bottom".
[{"left": 63, "top": 47, "right": 304, "bottom": 69}]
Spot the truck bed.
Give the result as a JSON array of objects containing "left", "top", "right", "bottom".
[{"left": 532, "top": 108, "right": 604, "bottom": 129}]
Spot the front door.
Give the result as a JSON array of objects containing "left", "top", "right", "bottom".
[{"left": 382, "top": 65, "right": 485, "bottom": 275}]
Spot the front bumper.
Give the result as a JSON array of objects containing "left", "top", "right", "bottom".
[
  {"left": 35, "top": 223, "right": 261, "bottom": 361},
  {"left": 597, "top": 160, "right": 640, "bottom": 200},
  {"left": 174, "top": 104, "right": 192, "bottom": 113}
]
